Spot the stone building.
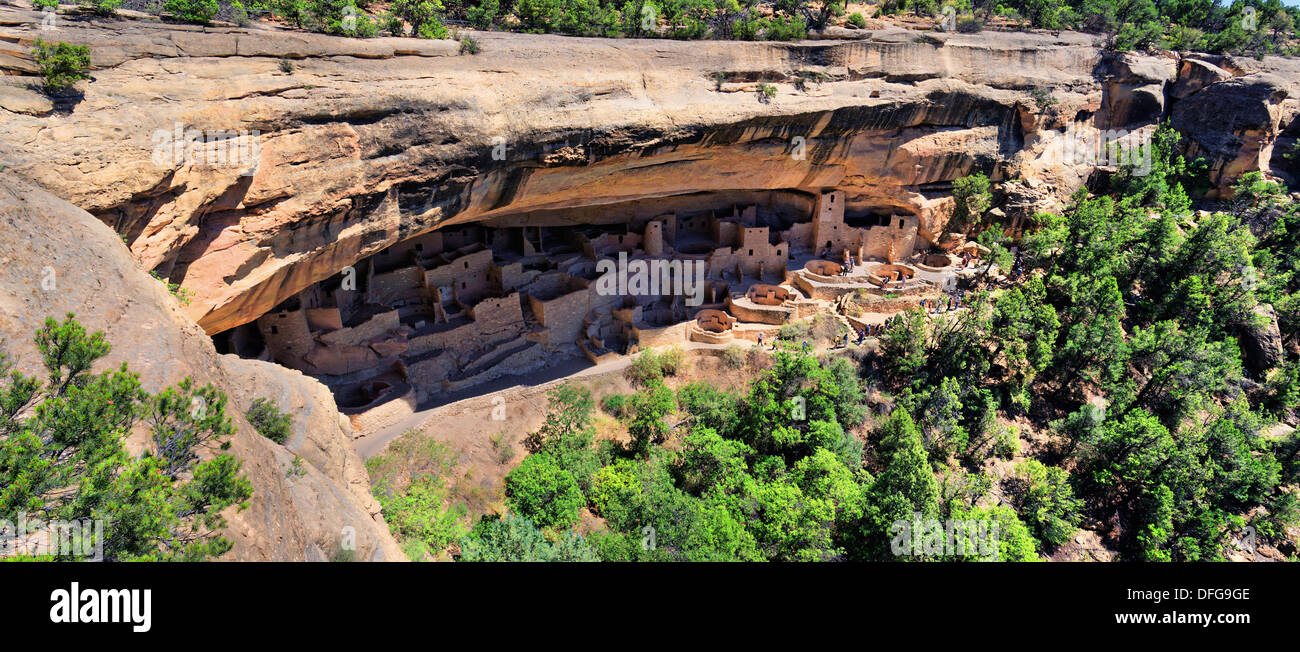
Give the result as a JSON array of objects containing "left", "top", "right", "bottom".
[
  {"left": 229, "top": 189, "right": 933, "bottom": 411},
  {"left": 807, "top": 190, "right": 919, "bottom": 263}
]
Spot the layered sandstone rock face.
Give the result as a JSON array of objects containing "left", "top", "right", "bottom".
[
  {"left": 0, "top": 10, "right": 1295, "bottom": 337},
  {"left": 0, "top": 173, "right": 405, "bottom": 561}
]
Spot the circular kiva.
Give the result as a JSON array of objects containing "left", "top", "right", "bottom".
[
  {"left": 695, "top": 309, "right": 736, "bottom": 333},
  {"left": 871, "top": 264, "right": 915, "bottom": 284},
  {"left": 746, "top": 283, "right": 795, "bottom": 306},
  {"left": 921, "top": 253, "right": 951, "bottom": 268},
  {"left": 804, "top": 259, "right": 843, "bottom": 276}
]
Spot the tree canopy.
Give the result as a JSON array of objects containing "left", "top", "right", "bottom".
[{"left": 1, "top": 315, "right": 252, "bottom": 561}]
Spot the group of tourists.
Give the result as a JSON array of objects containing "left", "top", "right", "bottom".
[
  {"left": 836, "top": 318, "right": 898, "bottom": 348},
  {"left": 756, "top": 332, "right": 782, "bottom": 351},
  {"left": 918, "top": 294, "right": 962, "bottom": 314}
]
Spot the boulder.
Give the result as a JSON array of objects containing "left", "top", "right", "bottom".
[
  {"left": 1169, "top": 58, "right": 1233, "bottom": 100},
  {"left": 1173, "top": 74, "right": 1291, "bottom": 197},
  {"left": 1239, "top": 303, "right": 1284, "bottom": 375},
  {"left": 1095, "top": 51, "right": 1175, "bottom": 128}
]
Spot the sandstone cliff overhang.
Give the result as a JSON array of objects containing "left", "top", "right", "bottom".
[{"left": 1, "top": 9, "right": 1295, "bottom": 335}]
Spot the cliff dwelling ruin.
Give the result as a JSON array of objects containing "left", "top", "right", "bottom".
[{"left": 212, "top": 189, "right": 973, "bottom": 430}]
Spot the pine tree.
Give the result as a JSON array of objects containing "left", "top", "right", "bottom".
[{"left": 1, "top": 315, "right": 252, "bottom": 561}]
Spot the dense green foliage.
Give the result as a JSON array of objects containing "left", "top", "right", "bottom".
[
  {"left": 164, "top": 0, "right": 221, "bottom": 23},
  {"left": 366, "top": 429, "right": 471, "bottom": 560},
  {"left": 141, "top": 0, "right": 1300, "bottom": 55},
  {"left": 459, "top": 513, "right": 599, "bottom": 561},
  {"left": 1011, "top": 460, "right": 1082, "bottom": 548},
  {"left": 462, "top": 351, "right": 1043, "bottom": 561},
  {"left": 505, "top": 451, "right": 587, "bottom": 528},
  {"left": 146, "top": 0, "right": 817, "bottom": 41},
  {"left": 932, "top": 0, "right": 1300, "bottom": 56},
  {"left": 246, "top": 397, "right": 292, "bottom": 444},
  {"left": 79, "top": 0, "right": 123, "bottom": 15},
  {"left": 30, "top": 40, "right": 90, "bottom": 94},
  {"left": 951, "top": 171, "right": 993, "bottom": 235},
  {"left": 625, "top": 346, "right": 685, "bottom": 386},
  {"left": 1016, "top": 125, "right": 1298, "bottom": 560},
  {"left": 0, "top": 316, "right": 253, "bottom": 561}
]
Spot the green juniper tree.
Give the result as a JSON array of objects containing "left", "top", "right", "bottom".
[
  {"left": 30, "top": 39, "right": 90, "bottom": 94},
  {"left": 0, "top": 315, "right": 252, "bottom": 561}
]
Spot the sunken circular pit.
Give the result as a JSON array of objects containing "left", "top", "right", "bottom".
[{"left": 804, "top": 259, "right": 844, "bottom": 276}]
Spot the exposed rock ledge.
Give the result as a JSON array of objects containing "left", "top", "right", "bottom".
[
  {"left": 0, "top": 172, "right": 404, "bottom": 561},
  {"left": 0, "top": 9, "right": 1296, "bottom": 335}
]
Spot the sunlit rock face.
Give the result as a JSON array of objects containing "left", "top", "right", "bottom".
[{"left": 1, "top": 9, "right": 1295, "bottom": 335}]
